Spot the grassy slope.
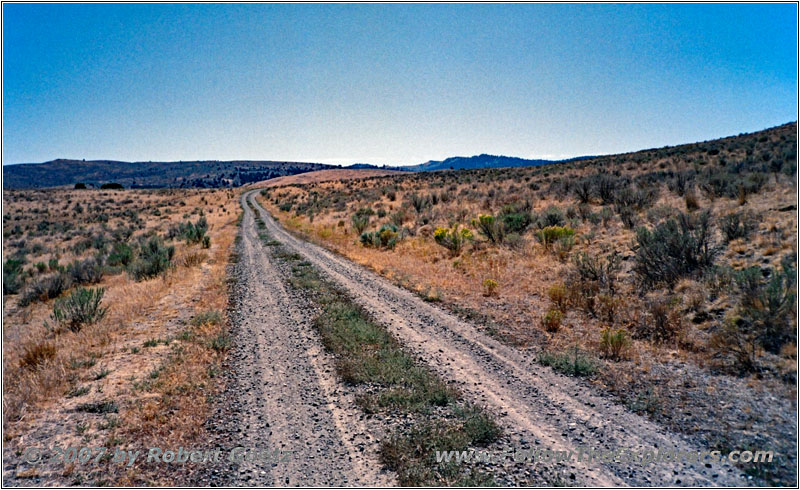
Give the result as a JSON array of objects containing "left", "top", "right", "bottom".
[{"left": 257, "top": 122, "right": 798, "bottom": 484}]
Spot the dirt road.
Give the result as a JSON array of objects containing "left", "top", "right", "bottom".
[
  {"left": 204, "top": 192, "right": 392, "bottom": 486},
  {"left": 236, "top": 189, "right": 749, "bottom": 486}
]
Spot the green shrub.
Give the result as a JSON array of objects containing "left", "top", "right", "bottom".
[
  {"left": 574, "top": 178, "right": 593, "bottom": 204},
  {"left": 433, "top": 225, "right": 473, "bottom": 256},
  {"left": 68, "top": 257, "right": 104, "bottom": 285},
  {"left": 547, "top": 283, "right": 569, "bottom": 312},
  {"left": 128, "top": 236, "right": 174, "bottom": 281},
  {"left": 482, "top": 279, "right": 498, "bottom": 297},
  {"left": 728, "top": 258, "right": 796, "bottom": 355},
  {"left": 361, "top": 224, "right": 401, "bottom": 249},
  {"left": 19, "top": 273, "right": 72, "bottom": 306},
  {"left": 177, "top": 216, "right": 209, "bottom": 245},
  {"left": 389, "top": 210, "right": 406, "bottom": 227},
  {"left": 501, "top": 212, "right": 532, "bottom": 233},
  {"left": 210, "top": 333, "right": 232, "bottom": 352},
  {"left": 538, "top": 205, "right": 566, "bottom": 228},
  {"left": 635, "top": 295, "right": 683, "bottom": 342},
  {"left": 535, "top": 226, "right": 574, "bottom": 249},
  {"left": 473, "top": 215, "right": 505, "bottom": 244},
  {"left": 633, "top": 211, "right": 718, "bottom": 289},
  {"left": 498, "top": 202, "right": 533, "bottom": 233},
  {"left": 407, "top": 194, "right": 430, "bottom": 214},
  {"left": 573, "top": 251, "right": 623, "bottom": 295},
  {"left": 351, "top": 210, "right": 372, "bottom": 235},
  {"left": 684, "top": 190, "right": 700, "bottom": 211},
  {"left": 553, "top": 234, "right": 575, "bottom": 261},
  {"left": 191, "top": 310, "right": 222, "bottom": 326},
  {"left": 107, "top": 242, "right": 133, "bottom": 266},
  {"left": 541, "top": 308, "right": 563, "bottom": 332},
  {"left": 49, "top": 287, "right": 108, "bottom": 333},
  {"left": 720, "top": 211, "right": 757, "bottom": 242},
  {"left": 3, "top": 258, "right": 24, "bottom": 295},
  {"left": 600, "top": 327, "right": 630, "bottom": 360},
  {"left": 538, "top": 348, "right": 596, "bottom": 377},
  {"left": 594, "top": 174, "right": 620, "bottom": 205}
]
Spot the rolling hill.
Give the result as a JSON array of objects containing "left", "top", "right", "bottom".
[{"left": 2, "top": 159, "right": 331, "bottom": 189}]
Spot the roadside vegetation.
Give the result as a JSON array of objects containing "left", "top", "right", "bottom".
[
  {"left": 257, "top": 122, "right": 797, "bottom": 485},
  {"left": 255, "top": 214, "right": 501, "bottom": 485},
  {"left": 2, "top": 187, "right": 238, "bottom": 485}
]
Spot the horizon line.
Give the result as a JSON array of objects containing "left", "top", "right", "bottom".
[{"left": 2, "top": 120, "right": 796, "bottom": 168}]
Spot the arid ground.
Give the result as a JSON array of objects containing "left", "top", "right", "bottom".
[{"left": 3, "top": 124, "right": 797, "bottom": 486}]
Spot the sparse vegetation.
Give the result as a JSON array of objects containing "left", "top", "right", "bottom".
[
  {"left": 633, "top": 211, "right": 718, "bottom": 289},
  {"left": 257, "top": 122, "right": 797, "bottom": 486},
  {"left": 268, "top": 233, "right": 499, "bottom": 485},
  {"left": 538, "top": 347, "right": 596, "bottom": 377},
  {"left": 48, "top": 287, "right": 108, "bottom": 333},
  {"left": 128, "top": 236, "right": 175, "bottom": 281},
  {"left": 2, "top": 186, "right": 237, "bottom": 485},
  {"left": 433, "top": 225, "right": 473, "bottom": 256}
]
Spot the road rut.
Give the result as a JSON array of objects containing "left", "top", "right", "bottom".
[
  {"left": 207, "top": 193, "right": 391, "bottom": 486},
  {"left": 244, "top": 189, "right": 747, "bottom": 487}
]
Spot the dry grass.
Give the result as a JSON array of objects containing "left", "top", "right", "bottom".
[
  {"left": 254, "top": 123, "right": 798, "bottom": 484},
  {"left": 248, "top": 168, "right": 404, "bottom": 189},
  {"left": 2, "top": 188, "right": 238, "bottom": 485}
]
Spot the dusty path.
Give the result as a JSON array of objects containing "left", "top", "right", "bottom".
[
  {"left": 244, "top": 190, "right": 749, "bottom": 487},
  {"left": 206, "top": 193, "right": 392, "bottom": 486}
]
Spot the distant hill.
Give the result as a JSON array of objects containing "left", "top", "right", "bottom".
[
  {"left": 404, "top": 153, "right": 592, "bottom": 172},
  {"left": 248, "top": 168, "right": 406, "bottom": 189},
  {"left": 2, "top": 159, "right": 331, "bottom": 189}
]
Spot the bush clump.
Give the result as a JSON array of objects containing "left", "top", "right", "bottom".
[
  {"left": 538, "top": 347, "right": 596, "bottom": 377},
  {"left": 535, "top": 226, "right": 575, "bottom": 250},
  {"left": 170, "top": 216, "right": 209, "bottom": 245},
  {"left": 19, "top": 273, "right": 72, "bottom": 306},
  {"left": 3, "top": 258, "right": 24, "bottom": 295},
  {"left": 68, "top": 257, "right": 104, "bottom": 285},
  {"left": 482, "top": 279, "right": 498, "bottom": 297},
  {"left": 600, "top": 327, "right": 630, "bottom": 360},
  {"left": 361, "top": 224, "right": 401, "bottom": 250},
  {"left": 710, "top": 257, "right": 797, "bottom": 372},
  {"left": 48, "top": 287, "right": 108, "bottom": 333},
  {"left": 541, "top": 308, "right": 563, "bottom": 332},
  {"left": 128, "top": 236, "right": 175, "bottom": 281},
  {"left": 107, "top": 242, "right": 134, "bottom": 266},
  {"left": 632, "top": 211, "right": 718, "bottom": 290},
  {"left": 498, "top": 202, "right": 533, "bottom": 234},
  {"left": 433, "top": 225, "right": 473, "bottom": 256},
  {"left": 351, "top": 208, "right": 374, "bottom": 235},
  {"left": 473, "top": 215, "right": 505, "bottom": 244},
  {"left": 537, "top": 205, "right": 566, "bottom": 228},
  {"left": 720, "top": 211, "right": 758, "bottom": 242}
]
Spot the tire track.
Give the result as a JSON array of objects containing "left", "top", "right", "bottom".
[
  {"left": 217, "top": 194, "right": 391, "bottom": 486},
  {"left": 246, "top": 189, "right": 747, "bottom": 487}
]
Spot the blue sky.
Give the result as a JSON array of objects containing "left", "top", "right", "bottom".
[{"left": 2, "top": 3, "right": 797, "bottom": 166}]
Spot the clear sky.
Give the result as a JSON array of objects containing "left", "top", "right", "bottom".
[{"left": 2, "top": 3, "right": 797, "bottom": 166}]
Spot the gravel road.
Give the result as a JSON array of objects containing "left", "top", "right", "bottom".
[
  {"left": 200, "top": 192, "right": 393, "bottom": 486},
  {"left": 238, "top": 189, "right": 749, "bottom": 487}
]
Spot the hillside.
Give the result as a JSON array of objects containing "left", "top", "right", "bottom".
[
  {"left": 256, "top": 122, "right": 797, "bottom": 485},
  {"left": 247, "top": 168, "right": 406, "bottom": 189},
  {"left": 2, "top": 159, "right": 331, "bottom": 189},
  {"left": 405, "top": 153, "right": 591, "bottom": 172}
]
